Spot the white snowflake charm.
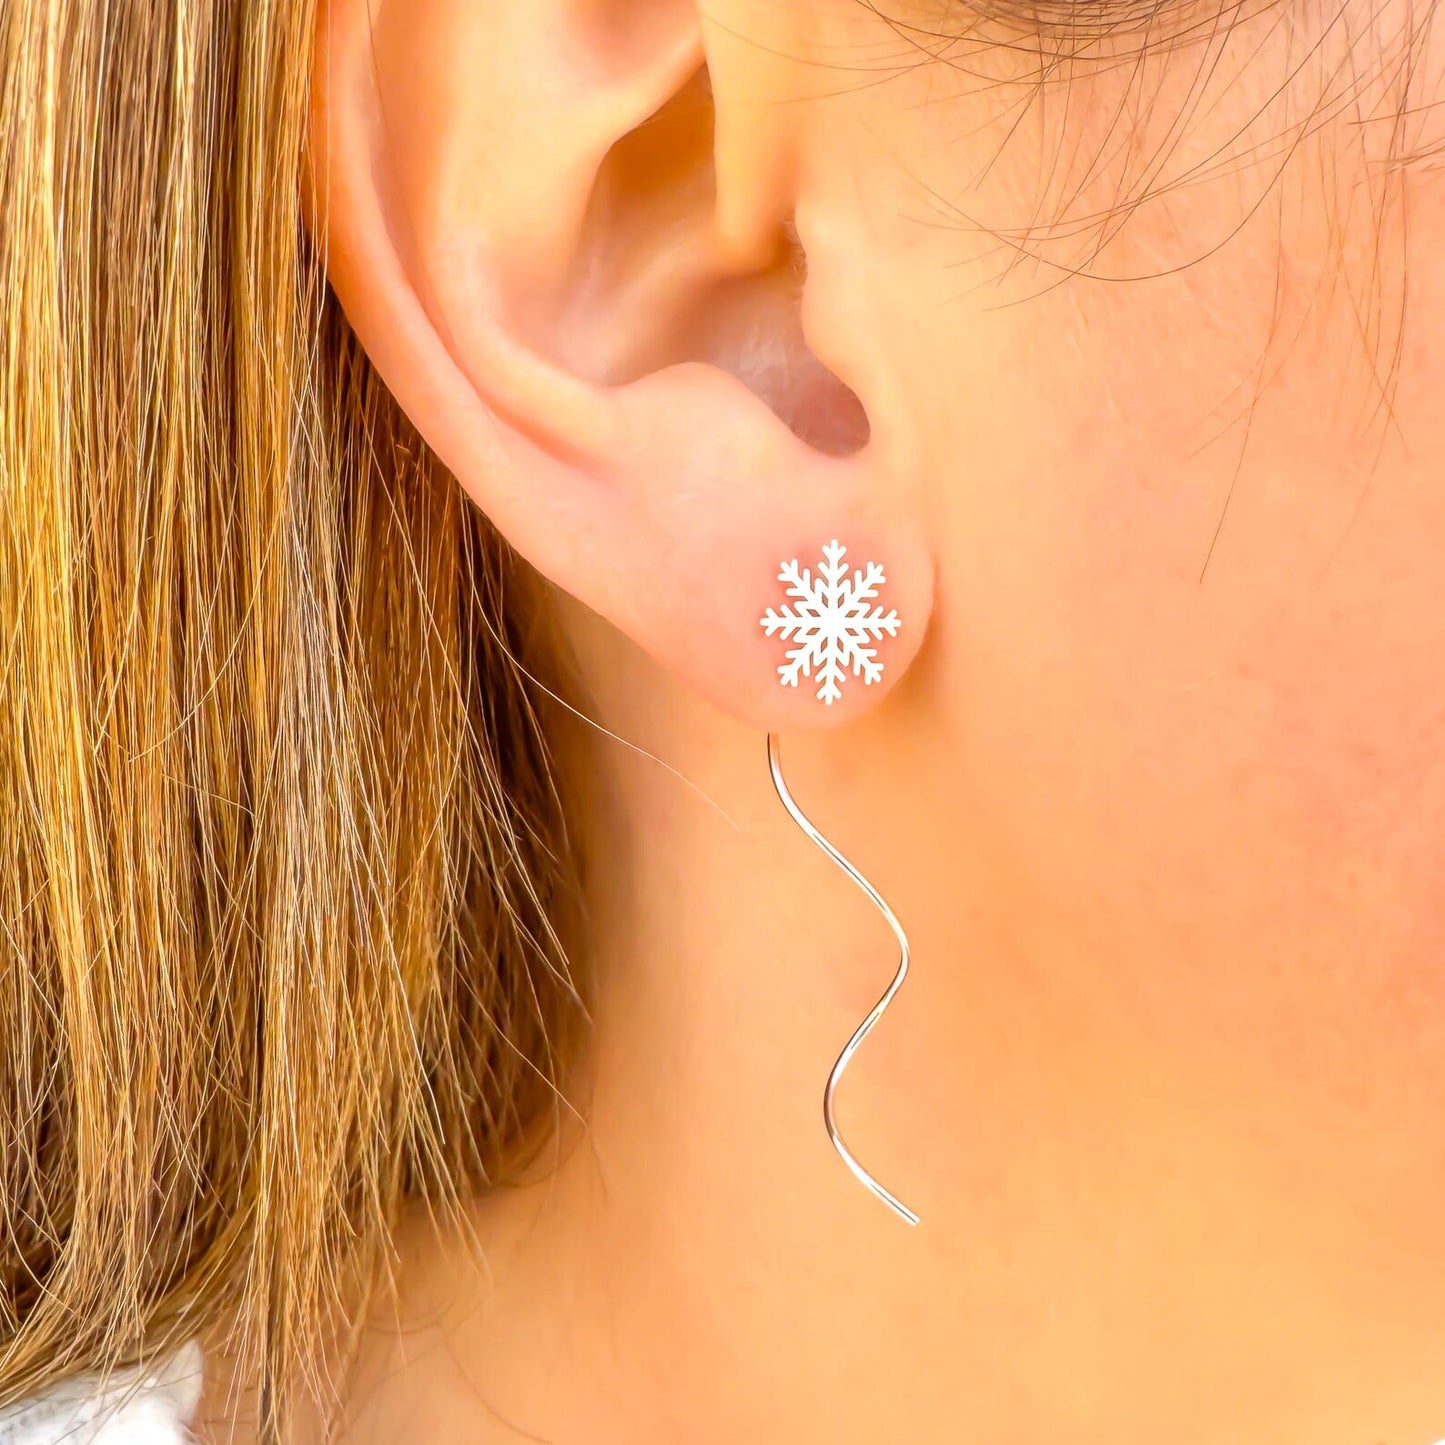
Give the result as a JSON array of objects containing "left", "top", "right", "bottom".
[{"left": 759, "top": 540, "right": 902, "bottom": 705}]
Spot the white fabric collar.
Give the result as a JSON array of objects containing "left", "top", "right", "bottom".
[{"left": 0, "top": 1346, "right": 203, "bottom": 1445}]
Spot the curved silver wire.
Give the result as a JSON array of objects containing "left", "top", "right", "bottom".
[{"left": 766, "top": 732, "right": 920, "bottom": 1227}]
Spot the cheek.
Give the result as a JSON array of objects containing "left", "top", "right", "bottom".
[
  {"left": 790, "top": 9, "right": 1445, "bottom": 1415},
  {"left": 842, "top": 51, "right": 1445, "bottom": 1116}
]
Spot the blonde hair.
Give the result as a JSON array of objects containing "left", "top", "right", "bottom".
[{"left": 0, "top": 1, "right": 585, "bottom": 1433}]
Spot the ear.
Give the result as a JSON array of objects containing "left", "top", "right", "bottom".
[{"left": 309, "top": 0, "right": 934, "bottom": 729}]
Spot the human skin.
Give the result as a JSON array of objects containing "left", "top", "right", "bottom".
[{"left": 215, "top": 0, "right": 1445, "bottom": 1441}]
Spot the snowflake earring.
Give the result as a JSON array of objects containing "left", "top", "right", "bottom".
[
  {"left": 759, "top": 541, "right": 918, "bottom": 1227},
  {"left": 759, "top": 539, "right": 902, "bottom": 705}
]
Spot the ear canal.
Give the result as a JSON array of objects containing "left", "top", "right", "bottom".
[{"left": 545, "top": 66, "right": 872, "bottom": 458}]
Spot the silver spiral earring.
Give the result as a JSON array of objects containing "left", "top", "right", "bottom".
[{"left": 759, "top": 541, "right": 918, "bottom": 1227}]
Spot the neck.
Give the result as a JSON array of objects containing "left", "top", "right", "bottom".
[
  {"left": 326, "top": 597, "right": 979, "bottom": 1443},
  {"left": 219, "top": 592, "right": 1445, "bottom": 1445}
]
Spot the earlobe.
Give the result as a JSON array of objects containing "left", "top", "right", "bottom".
[{"left": 310, "top": 0, "right": 934, "bottom": 733}]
